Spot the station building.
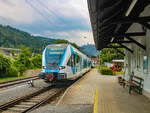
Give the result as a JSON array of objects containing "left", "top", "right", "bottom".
[
  {"left": 0, "top": 48, "right": 20, "bottom": 57},
  {"left": 124, "top": 5, "right": 150, "bottom": 98},
  {"left": 87, "top": 0, "right": 150, "bottom": 99}
]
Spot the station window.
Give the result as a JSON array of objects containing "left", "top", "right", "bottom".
[
  {"left": 137, "top": 48, "right": 141, "bottom": 71},
  {"left": 143, "top": 56, "right": 148, "bottom": 74}
]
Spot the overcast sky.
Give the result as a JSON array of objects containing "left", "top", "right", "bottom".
[{"left": 0, "top": 0, "right": 94, "bottom": 46}]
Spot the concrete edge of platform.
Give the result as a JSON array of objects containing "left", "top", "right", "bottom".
[
  {"left": 56, "top": 69, "right": 91, "bottom": 105},
  {"left": 56, "top": 81, "right": 75, "bottom": 105}
]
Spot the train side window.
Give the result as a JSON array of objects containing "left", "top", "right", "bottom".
[
  {"left": 72, "top": 54, "right": 75, "bottom": 66},
  {"left": 83, "top": 59, "right": 87, "bottom": 68},
  {"left": 67, "top": 58, "right": 72, "bottom": 66},
  {"left": 67, "top": 54, "right": 75, "bottom": 67},
  {"left": 88, "top": 61, "right": 91, "bottom": 67},
  {"left": 77, "top": 54, "right": 80, "bottom": 64}
]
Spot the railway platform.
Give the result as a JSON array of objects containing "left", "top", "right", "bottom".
[{"left": 31, "top": 69, "right": 150, "bottom": 113}]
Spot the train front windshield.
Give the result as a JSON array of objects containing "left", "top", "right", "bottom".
[{"left": 45, "top": 46, "right": 66, "bottom": 69}]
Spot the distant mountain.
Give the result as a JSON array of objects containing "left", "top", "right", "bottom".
[
  {"left": 0, "top": 24, "right": 58, "bottom": 53},
  {"left": 80, "top": 44, "right": 99, "bottom": 57}
]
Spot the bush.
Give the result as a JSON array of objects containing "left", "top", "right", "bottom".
[
  {"left": 100, "top": 67, "right": 113, "bottom": 75},
  {"left": 9, "top": 65, "right": 18, "bottom": 77},
  {"left": 0, "top": 46, "right": 42, "bottom": 77},
  {"left": 13, "top": 46, "right": 32, "bottom": 75},
  {"left": 30, "top": 54, "right": 42, "bottom": 69},
  {"left": 0, "top": 54, "right": 18, "bottom": 77},
  {"left": 13, "top": 47, "right": 42, "bottom": 75}
]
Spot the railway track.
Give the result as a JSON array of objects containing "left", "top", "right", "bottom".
[
  {"left": 0, "top": 86, "right": 64, "bottom": 113},
  {"left": 0, "top": 76, "right": 39, "bottom": 88},
  {"left": 0, "top": 70, "right": 91, "bottom": 113}
]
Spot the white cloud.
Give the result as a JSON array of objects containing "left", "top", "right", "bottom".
[
  {"left": 0, "top": 0, "right": 94, "bottom": 46},
  {"left": 40, "top": 0, "right": 91, "bottom": 26},
  {"left": 0, "top": 0, "right": 40, "bottom": 24},
  {"left": 67, "top": 30, "right": 95, "bottom": 45},
  {"left": 0, "top": 0, "right": 91, "bottom": 26},
  {"left": 40, "top": 30, "right": 94, "bottom": 46}
]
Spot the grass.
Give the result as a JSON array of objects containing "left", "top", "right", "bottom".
[{"left": 0, "top": 76, "right": 25, "bottom": 82}]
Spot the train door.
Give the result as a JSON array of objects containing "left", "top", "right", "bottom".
[
  {"left": 76, "top": 54, "right": 81, "bottom": 73},
  {"left": 67, "top": 54, "right": 76, "bottom": 77}
]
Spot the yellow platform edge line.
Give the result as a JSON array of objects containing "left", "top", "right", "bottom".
[{"left": 93, "top": 88, "right": 98, "bottom": 113}]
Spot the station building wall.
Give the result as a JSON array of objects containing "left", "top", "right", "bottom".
[{"left": 124, "top": 5, "right": 150, "bottom": 98}]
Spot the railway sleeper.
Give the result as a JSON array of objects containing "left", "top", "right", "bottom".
[
  {"left": 20, "top": 102, "right": 36, "bottom": 105},
  {"left": 8, "top": 107, "right": 26, "bottom": 111},
  {"left": 24, "top": 100, "right": 38, "bottom": 103},
  {"left": 14, "top": 104, "right": 31, "bottom": 108},
  {"left": 26, "top": 99, "right": 40, "bottom": 102}
]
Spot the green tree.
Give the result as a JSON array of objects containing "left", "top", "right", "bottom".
[
  {"left": 100, "top": 48, "right": 124, "bottom": 64},
  {"left": 14, "top": 46, "right": 32, "bottom": 75},
  {"left": 30, "top": 54, "right": 42, "bottom": 69},
  {"left": 0, "top": 54, "right": 18, "bottom": 77}
]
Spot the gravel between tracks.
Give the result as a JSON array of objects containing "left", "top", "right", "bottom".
[{"left": 0, "top": 79, "right": 50, "bottom": 105}]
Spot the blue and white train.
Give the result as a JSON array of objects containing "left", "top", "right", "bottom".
[{"left": 39, "top": 44, "right": 91, "bottom": 83}]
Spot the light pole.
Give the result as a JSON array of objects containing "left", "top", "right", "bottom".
[{"left": 98, "top": 51, "right": 101, "bottom": 72}]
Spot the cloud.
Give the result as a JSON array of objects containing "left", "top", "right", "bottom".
[
  {"left": 43, "top": 0, "right": 91, "bottom": 26},
  {"left": 38, "top": 30, "right": 94, "bottom": 46},
  {"left": 0, "top": 0, "right": 94, "bottom": 46},
  {"left": 0, "top": 0, "right": 42, "bottom": 24},
  {"left": 65, "top": 31, "right": 95, "bottom": 46}
]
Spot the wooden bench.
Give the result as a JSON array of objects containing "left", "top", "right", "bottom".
[
  {"left": 124, "top": 75, "right": 144, "bottom": 94},
  {"left": 118, "top": 76, "right": 125, "bottom": 86}
]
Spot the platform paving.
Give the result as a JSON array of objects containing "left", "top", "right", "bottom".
[
  {"left": 58, "top": 70, "right": 97, "bottom": 105},
  {"left": 31, "top": 69, "right": 150, "bottom": 113},
  {"left": 97, "top": 72, "right": 150, "bottom": 113}
]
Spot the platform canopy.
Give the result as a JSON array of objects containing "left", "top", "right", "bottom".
[{"left": 87, "top": 0, "right": 150, "bottom": 50}]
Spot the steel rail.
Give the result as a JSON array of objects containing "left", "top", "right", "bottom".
[
  {"left": 0, "top": 69, "right": 91, "bottom": 113},
  {"left": 22, "top": 89, "right": 63, "bottom": 113},
  {"left": 0, "top": 76, "right": 39, "bottom": 88}
]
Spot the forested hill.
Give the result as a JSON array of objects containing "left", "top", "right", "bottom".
[{"left": 0, "top": 24, "right": 58, "bottom": 52}]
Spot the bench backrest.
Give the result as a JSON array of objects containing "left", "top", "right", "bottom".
[{"left": 130, "top": 75, "right": 144, "bottom": 88}]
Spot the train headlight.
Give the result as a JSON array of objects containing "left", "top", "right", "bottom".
[
  {"left": 42, "top": 66, "right": 46, "bottom": 69},
  {"left": 59, "top": 66, "right": 65, "bottom": 70}
]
